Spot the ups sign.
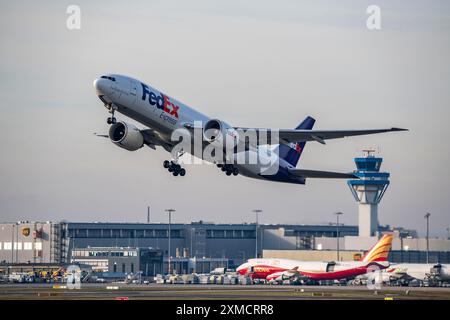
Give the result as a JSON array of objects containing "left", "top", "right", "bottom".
[{"left": 22, "top": 227, "right": 30, "bottom": 237}]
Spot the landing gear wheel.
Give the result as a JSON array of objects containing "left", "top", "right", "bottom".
[
  {"left": 107, "top": 117, "right": 117, "bottom": 124},
  {"left": 232, "top": 168, "right": 239, "bottom": 176},
  {"left": 164, "top": 160, "right": 186, "bottom": 177},
  {"left": 107, "top": 105, "right": 117, "bottom": 124},
  {"left": 226, "top": 170, "right": 232, "bottom": 176}
]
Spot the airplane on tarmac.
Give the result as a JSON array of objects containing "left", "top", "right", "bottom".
[
  {"left": 236, "top": 234, "right": 393, "bottom": 283},
  {"left": 93, "top": 74, "right": 406, "bottom": 183},
  {"left": 382, "top": 263, "right": 450, "bottom": 284}
]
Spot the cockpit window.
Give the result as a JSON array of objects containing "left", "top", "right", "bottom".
[{"left": 100, "top": 75, "right": 116, "bottom": 81}]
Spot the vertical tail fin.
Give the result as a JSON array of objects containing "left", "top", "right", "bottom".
[
  {"left": 275, "top": 116, "right": 315, "bottom": 167},
  {"left": 360, "top": 233, "right": 393, "bottom": 263}
]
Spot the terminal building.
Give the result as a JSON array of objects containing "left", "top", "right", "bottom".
[
  {"left": 1, "top": 220, "right": 449, "bottom": 271},
  {"left": 1, "top": 152, "right": 449, "bottom": 274},
  {"left": 70, "top": 247, "right": 163, "bottom": 276}
]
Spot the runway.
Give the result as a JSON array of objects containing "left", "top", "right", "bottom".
[{"left": 1, "top": 283, "right": 449, "bottom": 300}]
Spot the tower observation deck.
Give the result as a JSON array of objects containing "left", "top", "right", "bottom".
[{"left": 347, "top": 150, "right": 390, "bottom": 237}]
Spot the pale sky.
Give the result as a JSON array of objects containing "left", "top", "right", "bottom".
[{"left": 0, "top": 0, "right": 449, "bottom": 237}]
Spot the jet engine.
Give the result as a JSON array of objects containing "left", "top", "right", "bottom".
[
  {"left": 203, "top": 119, "right": 239, "bottom": 150},
  {"left": 109, "top": 121, "right": 144, "bottom": 151}
]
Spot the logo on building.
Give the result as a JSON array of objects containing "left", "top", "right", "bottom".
[{"left": 22, "top": 227, "right": 30, "bottom": 237}]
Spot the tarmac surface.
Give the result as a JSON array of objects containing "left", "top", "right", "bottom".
[{"left": 0, "top": 283, "right": 450, "bottom": 300}]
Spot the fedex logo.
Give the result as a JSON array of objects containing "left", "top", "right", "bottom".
[
  {"left": 141, "top": 83, "right": 179, "bottom": 118},
  {"left": 290, "top": 142, "right": 302, "bottom": 153}
]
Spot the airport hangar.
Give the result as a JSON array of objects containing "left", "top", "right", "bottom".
[{"left": 1, "top": 152, "right": 450, "bottom": 276}]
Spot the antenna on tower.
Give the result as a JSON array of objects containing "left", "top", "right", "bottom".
[{"left": 362, "top": 149, "right": 376, "bottom": 157}]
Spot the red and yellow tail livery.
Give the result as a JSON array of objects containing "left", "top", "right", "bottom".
[{"left": 361, "top": 233, "right": 393, "bottom": 263}]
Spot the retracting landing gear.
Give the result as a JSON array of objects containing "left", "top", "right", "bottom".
[
  {"left": 217, "top": 164, "right": 239, "bottom": 176},
  {"left": 107, "top": 117, "right": 116, "bottom": 125},
  {"left": 163, "top": 160, "right": 186, "bottom": 177},
  {"left": 106, "top": 104, "right": 117, "bottom": 124},
  {"left": 164, "top": 150, "right": 186, "bottom": 177}
]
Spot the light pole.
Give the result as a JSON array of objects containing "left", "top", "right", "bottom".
[
  {"left": 165, "top": 209, "right": 176, "bottom": 275},
  {"left": 253, "top": 209, "right": 262, "bottom": 259},
  {"left": 447, "top": 227, "right": 450, "bottom": 240},
  {"left": 425, "top": 212, "right": 431, "bottom": 264},
  {"left": 335, "top": 212, "right": 343, "bottom": 261},
  {"left": 190, "top": 227, "right": 195, "bottom": 258}
]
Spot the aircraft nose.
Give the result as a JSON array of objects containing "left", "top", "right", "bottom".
[
  {"left": 236, "top": 264, "right": 248, "bottom": 275},
  {"left": 93, "top": 78, "right": 108, "bottom": 96},
  {"left": 239, "top": 267, "right": 249, "bottom": 275}
]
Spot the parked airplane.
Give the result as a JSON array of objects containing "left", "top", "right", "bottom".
[
  {"left": 383, "top": 263, "right": 450, "bottom": 283},
  {"left": 236, "top": 234, "right": 393, "bottom": 283},
  {"left": 93, "top": 74, "right": 406, "bottom": 183}
]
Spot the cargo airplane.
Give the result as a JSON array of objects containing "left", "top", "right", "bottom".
[
  {"left": 93, "top": 74, "right": 406, "bottom": 183},
  {"left": 383, "top": 263, "right": 450, "bottom": 283},
  {"left": 236, "top": 234, "right": 393, "bottom": 283}
]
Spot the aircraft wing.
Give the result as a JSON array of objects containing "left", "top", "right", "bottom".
[
  {"left": 233, "top": 127, "right": 407, "bottom": 145},
  {"left": 266, "top": 267, "right": 300, "bottom": 281},
  {"left": 140, "top": 129, "right": 173, "bottom": 151},
  {"left": 288, "top": 168, "right": 358, "bottom": 179}
]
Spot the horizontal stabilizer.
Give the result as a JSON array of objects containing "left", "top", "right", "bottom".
[
  {"left": 288, "top": 266, "right": 300, "bottom": 274},
  {"left": 288, "top": 168, "right": 357, "bottom": 179}
]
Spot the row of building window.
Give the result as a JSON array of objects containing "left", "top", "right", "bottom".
[
  {"left": 112, "top": 262, "right": 134, "bottom": 273},
  {"left": 72, "top": 259, "right": 109, "bottom": 272},
  {"left": 69, "top": 229, "right": 183, "bottom": 238},
  {"left": 0, "top": 242, "right": 42, "bottom": 251},
  {"left": 73, "top": 259, "right": 135, "bottom": 274},
  {"left": 72, "top": 250, "right": 138, "bottom": 257},
  {"left": 205, "top": 230, "right": 255, "bottom": 238},
  {"left": 68, "top": 229, "right": 256, "bottom": 239}
]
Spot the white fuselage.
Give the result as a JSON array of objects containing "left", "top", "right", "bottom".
[{"left": 385, "top": 263, "right": 450, "bottom": 281}]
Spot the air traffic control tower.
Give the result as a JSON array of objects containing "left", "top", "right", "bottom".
[{"left": 348, "top": 150, "right": 390, "bottom": 237}]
